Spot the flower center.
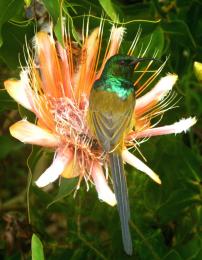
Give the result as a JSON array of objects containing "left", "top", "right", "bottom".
[{"left": 49, "top": 96, "right": 101, "bottom": 158}]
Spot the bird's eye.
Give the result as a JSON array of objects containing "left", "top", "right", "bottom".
[{"left": 119, "top": 60, "right": 125, "bottom": 65}]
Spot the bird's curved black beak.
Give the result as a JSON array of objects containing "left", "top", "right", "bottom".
[{"left": 130, "top": 57, "right": 161, "bottom": 66}]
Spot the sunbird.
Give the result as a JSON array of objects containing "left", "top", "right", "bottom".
[{"left": 88, "top": 54, "right": 157, "bottom": 255}]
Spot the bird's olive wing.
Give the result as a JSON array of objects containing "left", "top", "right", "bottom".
[{"left": 91, "top": 108, "right": 133, "bottom": 152}]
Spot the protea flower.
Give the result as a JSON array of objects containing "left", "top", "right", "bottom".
[{"left": 4, "top": 22, "right": 196, "bottom": 207}]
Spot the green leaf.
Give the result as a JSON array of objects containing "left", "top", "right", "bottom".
[
  {"left": 135, "top": 26, "right": 164, "bottom": 58},
  {"left": 31, "top": 234, "right": 45, "bottom": 260},
  {"left": 24, "top": 0, "right": 32, "bottom": 7},
  {"left": 32, "top": 150, "right": 53, "bottom": 180},
  {"left": 98, "top": 0, "right": 119, "bottom": 22},
  {"left": 177, "top": 235, "right": 202, "bottom": 260},
  {"left": 31, "top": 185, "right": 54, "bottom": 205},
  {"left": 142, "top": 136, "right": 201, "bottom": 223},
  {"left": 42, "top": 0, "right": 60, "bottom": 24},
  {"left": 62, "top": 4, "right": 81, "bottom": 44},
  {"left": 27, "top": 147, "right": 44, "bottom": 172},
  {"left": 47, "top": 177, "right": 79, "bottom": 208},
  {"left": 0, "top": 135, "right": 24, "bottom": 159},
  {"left": 176, "top": 0, "right": 192, "bottom": 7},
  {"left": 54, "top": 14, "right": 64, "bottom": 47},
  {"left": 0, "top": 22, "right": 34, "bottom": 70},
  {"left": 68, "top": 17, "right": 81, "bottom": 44},
  {"left": 0, "top": 0, "right": 24, "bottom": 46},
  {"left": 27, "top": 147, "right": 53, "bottom": 182},
  {"left": 0, "top": 89, "right": 17, "bottom": 111},
  {"left": 163, "top": 250, "right": 183, "bottom": 260},
  {"left": 18, "top": 105, "right": 36, "bottom": 123},
  {"left": 124, "top": 19, "right": 161, "bottom": 42},
  {"left": 194, "top": 61, "right": 202, "bottom": 83},
  {"left": 161, "top": 20, "right": 196, "bottom": 49},
  {"left": 120, "top": 2, "right": 152, "bottom": 21},
  {"left": 43, "top": 1, "right": 80, "bottom": 46}
]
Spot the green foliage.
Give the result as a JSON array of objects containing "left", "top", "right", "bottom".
[
  {"left": 47, "top": 177, "right": 79, "bottom": 208},
  {"left": 194, "top": 61, "right": 202, "bottom": 83},
  {"left": 32, "top": 234, "right": 45, "bottom": 260},
  {"left": 98, "top": 0, "right": 119, "bottom": 22},
  {"left": 0, "top": 135, "right": 24, "bottom": 159},
  {"left": 0, "top": 0, "right": 202, "bottom": 259},
  {"left": 42, "top": 0, "right": 60, "bottom": 24},
  {"left": 0, "top": 0, "right": 24, "bottom": 47},
  {"left": 0, "top": 22, "right": 34, "bottom": 69},
  {"left": 0, "top": 90, "right": 17, "bottom": 111}
]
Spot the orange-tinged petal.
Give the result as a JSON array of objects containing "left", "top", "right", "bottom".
[
  {"left": 74, "top": 28, "right": 100, "bottom": 99},
  {"left": 107, "top": 26, "right": 125, "bottom": 57},
  {"left": 4, "top": 77, "right": 33, "bottom": 111},
  {"left": 97, "top": 26, "right": 125, "bottom": 78},
  {"left": 91, "top": 161, "right": 117, "bottom": 206},
  {"left": 35, "top": 32, "right": 63, "bottom": 98},
  {"left": 132, "top": 117, "right": 197, "bottom": 139},
  {"left": 35, "top": 149, "right": 73, "bottom": 187},
  {"left": 10, "top": 120, "right": 60, "bottom": 147},
  {"left": 84, "top": 28, "right": 100, "bottom": 94},
  {"left": 122, "top": 149, "right": 161, "bottom": 184},
  {"left": 61, "top": 158, "right": 80, "bottom": 178},
  {"left": 86, "top": 28, "right": 100, "bottom": 70},
  {"left": 57, "top": 42, "right": 73, "bottom": 97},
  {"left": 135, "top": 74, "right": 178, "bottom": 116}
]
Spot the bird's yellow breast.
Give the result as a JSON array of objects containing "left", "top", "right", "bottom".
[
  {"left": 89, "top": 89, "right": 135, "bottom": 114},
  {"left": 88, "top": 89, "right": 135, "bottom": 151}
]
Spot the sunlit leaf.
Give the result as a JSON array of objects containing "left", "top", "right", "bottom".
[
  {"left": 24, "top": 0, "right": 32, "bottom": 8},
  {"left": 31, "top": 234, "right": 45, "bottom": 260},
  {"left": 194, "top": 61, "right": 202, "bottom": 83},
  {"left": 42, "top": 0, "right": 60, "bottom": 24},
  {"left": 98, "top": 0, "right": 119, "bottom": 22},
  {"left": 54, "top": 14, "right": 64, "bottom": 47}
]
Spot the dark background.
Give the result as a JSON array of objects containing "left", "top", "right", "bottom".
[{"left": 0, "top": 0, "right": 202, "bottom": 259}]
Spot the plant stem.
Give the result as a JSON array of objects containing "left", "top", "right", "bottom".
[
  {"left": 78, "top": 234, "right": 108, "bottom": 260},
  {"left": 130, "top": 220, "right": 161, "bottom": 260}
]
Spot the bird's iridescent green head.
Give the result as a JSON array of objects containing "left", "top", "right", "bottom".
[
  {"left": 101, "top": 54, "right": 157, "bottom": 81},
  {"left": 94, "top": 54, "right": 158, "bottom": 99},
  {"left": 101, "top": 55, "right": 137, "bottom": 81}
]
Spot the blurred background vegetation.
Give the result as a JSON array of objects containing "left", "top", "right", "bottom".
[{"left": 0, "top": 0, "right": 202, "bottom": 259}]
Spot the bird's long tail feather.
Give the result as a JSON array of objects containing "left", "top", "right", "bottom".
[{"left": 109, "top": 152, "right": 132, "bottom": 255}]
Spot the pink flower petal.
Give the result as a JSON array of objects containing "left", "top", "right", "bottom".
[
  {"left": 133, "top": 117, "right": 197, "bottom": 139},
  {"left": 73, "top": 28, "right": 100, "bottom": 95},
  {"left": 56, "top": 42, "right": 73, "bottom": 97},
  {"left": 34, "top": 32, "right": 63, "bottom": 98},
  {"left": 91, "top": 162, "right": 117, "bottom": 206},
  {"left": 135, "top": 74, "right": 178, "bottom": 115},
  {"left": 85, "top": 28, "right": 100, "bottom": 70},
  {"left": 107, "top": 26, "right": 125, "bottom": 58},
  {"left": 97, "top": 26, "right": 125, "bottom": 78},
  {"left": 4, "top": 71, "right": 34, "bottom": 111},
  {"left": 35, "top": 149, "right": 73, "bottom": 187},
  {"left": 122, "top": 149, "right": 161, "bottom": 184},
  {"left": 10, "top": 119, "right": 60, "bottom": 147}
]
